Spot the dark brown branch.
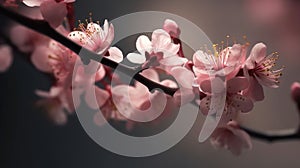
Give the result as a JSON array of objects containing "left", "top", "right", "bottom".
[
  {"left": 0, "top": 5, "right": 178, "bottom": 96},
  {"left": 241, "top": 126, "right": 300, "bottom": 142}
]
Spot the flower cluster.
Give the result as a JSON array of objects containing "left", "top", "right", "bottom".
[
  {"left": 0, "top": 2, "right": 285, "bottom": 155},
  {"left": 124, "top": 19, "right": 283, "bottom": 154}
]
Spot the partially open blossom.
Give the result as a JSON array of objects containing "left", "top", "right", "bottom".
[
  {"left": 243, "top": 43, "right": 283, "bottom": 101},
  {"left": 0, "top": 45, "right": 13, "bottom": 72},
  {"left": 127, "top": 29, "right": 187, "bottom": 67},
  {"left": 163, "top": 19, "right": 181, "bottom": 38},
  {"left": 200, "top": 77, "right": 253, "bottom": 126},
  {"left": 210, "top": 121, "right": 252, "bottom": 155}
]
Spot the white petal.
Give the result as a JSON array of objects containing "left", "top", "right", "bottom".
[
  {"left": 126, "top": 53, "right": 146, "bottom": 64},
  {"left": 107, "top": 47, "right": 123, "bottom": 63},
  {"left": 136, "top": 35, "right": 152, "bottom": 54}
]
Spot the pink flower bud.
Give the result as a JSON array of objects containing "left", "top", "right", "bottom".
[
  {"left": 291, "top": 82, "right": 300, "bottom": 103},
  {"left": 163, "top": 19, "right": 180, "bottom": 38}
]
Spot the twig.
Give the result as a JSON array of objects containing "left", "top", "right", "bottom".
[{"left": 241, "top": 126, "right": 300, "bottom": 142}]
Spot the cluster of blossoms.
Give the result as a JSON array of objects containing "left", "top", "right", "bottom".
[{"left": 0, "top": 1, "right": 286, "bottom": 155}]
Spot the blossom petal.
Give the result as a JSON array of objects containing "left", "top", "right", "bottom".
[
  {"left": 126, "top": 53, "right": 146, "bottom": 64},
  {"left": 31, "top": 45, "right": 52, "bottom": 72},
  {"left": 230, "top": 94, "right": 254, "bottom": 113},
  {"left": 22, "top": 0, "right": 45, "bottom": 7},
  {"left": 160, "top": 79, "right": 178, "bottom": 88},
  {"left": 170, "top": 67, "right": 194, "bottom": 89},
  {"left": 140, "top": 69, "right": 160, "bottom": 82},
  {"left": 10, "top": 25, "right": 36, "bottom": 53},
  {"left": 159, "top": 56, "right": 187, "bottom": 66},
  {"left": 193, "top": 50, "right": 215, "bottom": 71},
  {"left": 40, "top": 1, "right": 67, "bottom": 28},
  {"left": 136, "top": 35, "right": 152, "bottom": 54},
  {"left": 0, "top": 45, "right": 13, "bottom": 72},
  {"left": 245, "top": 43, "right": 267, "bottom": 69},
  {"left": 107, "top": 47, "right": 123, "bottom": 63},
  {"left": 227, "top": 77, "right": 249, "bottom": 93},
  {"left": 200, "top": 77, "right": 226, "bottom": 94},
  {"left": 95, "top": 65, "right": 106, "bottom": 82},
  {"left": 151, "top": 29, "right": 171, "bottom": 48},
  {"left": 243, "top": 76, "right": 264, "bottom": 101},
  {"left": 68, "top": 31, "right": 87, "bottom": 45}
]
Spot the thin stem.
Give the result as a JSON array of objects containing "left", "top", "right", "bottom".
[
  {"left": 0, "top": 5, "right": 178, "bottom": 96},
  {"left": 241, "top": 126, "right": 300, "bottom": 142}
]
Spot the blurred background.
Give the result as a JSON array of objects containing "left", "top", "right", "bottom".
[{"left": 1, "top": 0, "right": 300, "bottom": 167}]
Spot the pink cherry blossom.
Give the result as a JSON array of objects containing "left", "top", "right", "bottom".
[
  {"left": 68, "top": 20, "right": 114, "bottom": 55},
  {"left": 127, "top": 29, "right": 187, "bottom": 66},
  {"left": 193, "top": 44, "right": 247, "bottom": 81},
  {"left": 163, "top": 19, "right": 181, "bottom": 38},
  {"left": 243, "top": 43, "right": 283, "bottom": 101},
  {"left": 0, "top": 45, "right": 13, "bottom": 72},
  {"left": 36, "top": 86, "right": 75, "bottom": 125},
  {"left": 210, "top": 120, "right": 252, "bottom": 155},
  {"left": 200, "top": 77, "right": 253, "bottom": 126},
  {"left": 9, "top": 9, "right": 69, "bottom": 73},
  {"left": 111, "top": 69, "right": 177, "bottom": 123},
  {"left": 46, "top": 40, "right": 77, "bottom": 80}
]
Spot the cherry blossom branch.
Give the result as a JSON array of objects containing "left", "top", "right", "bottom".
[
  {"left": 2, "top": 5, "right": 300, "bottom": 143},
  {"left": 0, "top": 5, "right": 178, "bottom": 96}
]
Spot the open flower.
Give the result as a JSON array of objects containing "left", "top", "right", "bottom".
[
  {"left": 200, "top": 77, "right": 254, "bottom": 126},
  {"left": 127, "top": 29, "right": 187, "bottom": 67},
  {"left": 193, "top": 44, "right": 247, "bottom": 82},
  {"left": 210, "top": 120, "right": 252, "bottom": 155},
  {"left": 45, "top": 40, "right": 77, "bottom": 81},
  {"left": 68, "top": 20, "right": 114, "bottom": 55},
  {"left": 111, "top": 69, "right": 177, "bottom": 123},
  {"left": 243, "top": 43, "right": 283, "bottom": 101}
]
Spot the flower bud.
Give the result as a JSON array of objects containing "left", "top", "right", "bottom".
[
  {"left": 163, "top": 19, "right": 180, "bottom": 38},
  {"left": 291, "top": 82, "right": 300, "bottom": 103}
]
